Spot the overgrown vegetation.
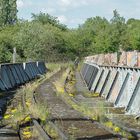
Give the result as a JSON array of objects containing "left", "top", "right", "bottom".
[
  {"left": 53, "top": 68, "right": 136, "bottom": 139},
  {"left": 2, "top": 63, "right": 61, "bottom": 139},
  {"left": 0, "top": 1, "right": 140, "bottom": 63}
]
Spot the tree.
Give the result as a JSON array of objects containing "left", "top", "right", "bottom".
[
  {"left": 0, "top": 0, "right": 17, "bottom": 26},
  {"left": 122, "top": 19, "right": 140, "bottom": 51},
  {"left": 77, "top": 16, "right": 111, "bottom": 54},
  {"left": 109, "top": 10, "right": 126, "bottom": 52},
  {"left": 0, "top": 24, "right": 19, "bottom": 62},
  {"left": 0, "top": 9, "right": 139, "bottom": 63},
  {"left": 32, "top": 12, "right": 67, "bottom": 31}
]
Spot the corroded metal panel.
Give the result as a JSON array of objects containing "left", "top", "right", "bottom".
[
  {"left": 126, "top": 73, "right": 140, "bottom": 115},
  {"left": 10, "top": 65, "right": 21, "bottom": 85},
  {"left": 90, "top": 68, "right": 103, "bottom": 92},
  {"left": 97, "top": 54, "right": 105, "bottom": 65},
  {"left": 116, "top": 69, "right": 139, "bottom": 108},
  {"left": 85, "top": 56, "right": 94, "bottom": 63},
  {"left": 111, "top": 53, "right": 118, "bottom": 65},
  {"left": 30, "top": 62, "right": 37, "bottom": 77},
  {"left": 104, "top": 54, "right": 111, "bottom": 65},
  {"left": 138, "top": 52, "right": 140, "bottom": 67},
  {"left": 102, "top": 68, "right": 118, "bottom": 99},
  {"left": 81, "top": 63, "right": 86, "bottom": 76},
  {"left": 94, "top": 55, "right": 99, "bottom": 64},
  {"left": 0, "top": 62, "right": 46, "bottom": 91},
  {"left": 83, "top": 51, "right": 140, "bottom": 115},
  {"left": 18, "top": 64, "right": 26, "bottom": 82},
  {"left": 0, "top": 65, "right": 12, "bottom": 89},
  {"left": 84, "top": 65, "right": 95, "bottom": 86},
  {"left": 19, "top": 64, "right": 29, "bottom": 82},
  {"left": 0, "top": 80, "right": 6, "bottom": 90},
  {"left": 81, "top": 63, "right": 88, "bottom": 77},
  {"left": 16, "top": 64, "right": 25, "bottom": 84},
  {"left": 119, "top": 51, "right": 127, "bottom": 66},
  {"left": 6, "top": 65, "right": 16, "bottom": 87},
  {"left": 88, "top": 67, "right": 99, "bottom": 90},
  {"left": 38, "top": 61, "right": 47, "bottom": 74},
  {"left": 83, "top": 64, "right": 90, "bottom": 79},
  {"left": 85, "top": 55, "right": 99, "bottom": 63},
  {"left": 95, "top": 67, "right": 110, "bottom": 94},
  {"left": 127, "top": 51, "right": 138, "bottom": 67},
  {"left": 25, "top": 63, "right": 34, "bottom": 80},
  {"left": 108, "top": 68, "right": 128, "bottom": 103}
]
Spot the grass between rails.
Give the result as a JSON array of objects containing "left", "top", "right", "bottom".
[
  {"left": 46, "top": 62, "right": 73, "bottom": 72},
  {"left": 2, "top": 62, "right": 136, "bottom": 140},
  {"left": 2, "top": 63, "right": 64, "bottom": 139},
  {"left": 53, "top": 68, "right": 136, "bottom": 140}
]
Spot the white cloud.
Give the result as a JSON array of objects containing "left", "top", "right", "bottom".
[
  {"left": 57, "top": 15, "right": 68, "bottom": 24},
  {"left": 17, "top": 0, "right": 24, "bottom": 8},
  {"left": 17, "top": 0, "right": 140, "bottom": 28}
]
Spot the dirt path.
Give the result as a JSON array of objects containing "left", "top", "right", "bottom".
[{"left": 35, "top": 70, "right": 120, "bottom": 140}]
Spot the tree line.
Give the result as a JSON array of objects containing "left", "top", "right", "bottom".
[{"left": 0, "top": 0, "right": 140, "bottom": 63}]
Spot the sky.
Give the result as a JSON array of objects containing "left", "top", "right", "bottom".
[{"left": 17, "top": 0, "right": 140, "bottom": 28}]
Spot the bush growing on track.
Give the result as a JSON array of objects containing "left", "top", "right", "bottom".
[
  {"left": 29, "top": 103, "right": 49, "bottom": 121},
  {"left": 22, "top": 79, "right": 50, "bottom": 121},
  {"left": 44, "top": 123, "right": 59, "bottom": 139}
]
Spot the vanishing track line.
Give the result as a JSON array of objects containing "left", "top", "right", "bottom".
[
  {"left": 35, "top": 69, "right": 122, "bottom": 140},
  {"left": 0, "top": 68, "right": 125, "bottom": 140}
]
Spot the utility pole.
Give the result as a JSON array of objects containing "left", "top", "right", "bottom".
[{"left": 13, "top": 47, "right": 16, "bottom": 63}]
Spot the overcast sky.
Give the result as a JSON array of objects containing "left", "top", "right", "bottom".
[{"left": 17, "top": 0, "right": 140, "bottom": 28}]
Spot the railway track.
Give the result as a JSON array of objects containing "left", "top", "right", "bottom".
[
  {"left": 21, "top": 89, "right": 51, "bottom": 140},
  {"left": 20, "top": 70, "right": 60, "bottom": 140},
  {"left": 0, "top": 129, "right": 20, "bottom": 140},
  {"left": 0, "top": 67, "right": 61, "bottom": 140},
  {"left": 0, "top": 66, "right": 135, "bottom": 140},
  {"left": 0, "top": 89, "right": 22, "bottom": 140},
  {"left": 35, "top": 69, "right": 123, "bottom": 140},
  {"left": 0, "top": 76, "right": 50, "bottom": 140}
]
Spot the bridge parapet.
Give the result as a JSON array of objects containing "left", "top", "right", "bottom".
[
  {"left": 82, "top": 52, "right": 140, "bottom": 116},
  {"left": 0, "top": 61, "right": 47, "bottom": 91},
  {"left": 85, "top": 50, "right": 140, "bottom": 67}
]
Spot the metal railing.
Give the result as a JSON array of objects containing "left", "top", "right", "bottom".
[
  {"left": 81, "top": 61, "right": 140, "bottom": 116},
  {"left": 0, "top": 61, "right": 47, "bottom": 91}
]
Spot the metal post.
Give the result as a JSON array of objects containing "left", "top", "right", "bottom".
[{"left": 13, "top": 47, "right": 16, "bottom": 63}]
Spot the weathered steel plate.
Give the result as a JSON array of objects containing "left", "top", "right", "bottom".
[
  {"left": 90, "top": 68, "right": 103, "bottom": 92},
  {"left": 95, "top": 67, "right": 110, "bottom": 94}
]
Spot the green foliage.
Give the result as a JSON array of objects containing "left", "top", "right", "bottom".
[
  {"left": 0, "top": 9, "right": 140, "bottom": 63},
  {"left": 0, "top": 24, "right": 19, "bottom": 62},
  {"left": 15, "top": 20, "right": 72, "bottom": 62},
  {"left": 78, "top": 10, "right": 126, "bottom": 54},
  {"left": 0, "top": 0, "right": 17, "bottom": 26},
  {"left": 122, "top": 19, "right": 140, "bottom": 51},
  {"left": 32, "top": 12, "right": 67, "bottom": 31}
]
